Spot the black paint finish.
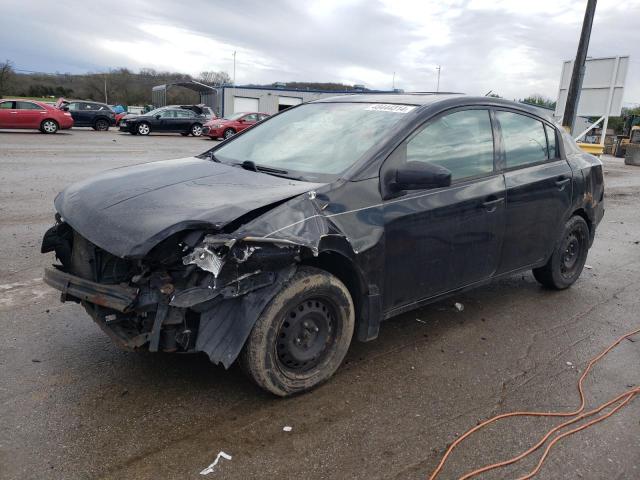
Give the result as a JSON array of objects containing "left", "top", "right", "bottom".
[{"left": 45, "top": 95, "right": 605, "bottom": 366}]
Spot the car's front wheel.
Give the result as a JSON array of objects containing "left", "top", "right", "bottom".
[
  {"left": 190, "top": 123, "right": 203, "bottom": 137},
  {"left": 223, "top": 128, "right": 235, "bottom": 139},
  {"left": 40, "top": 119, "right": 58, "bottom": 134},
  {"left": 94, "top": 119, "right": 109, "bottom": 131},
  {"left": 533, "top": 215, "right": 590, "bottom": 289},
  {"left": 240, "top": 266, "right": 354, "bottom": 396},
  {"left": 137, "top": 122, "right": 151, "bottom": 136}
]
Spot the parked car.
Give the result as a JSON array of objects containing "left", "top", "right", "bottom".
[
  {"left": 58, "top": 99, "right": 115, "bottom": 131},
  {"left": 0, "top": 99, "right": 73, "bottom": 133},
  {"left": 119, "top": 106, "right": 206, "bottom": 136},
  {"left": 203, "top": 112, "right": 269, "bottom": 139},
  {"left": 41, "top": 95, "right": 604, "bottom": 396},
  {"left": 114, "top": 111, "right": 129, "bottom": 126}
]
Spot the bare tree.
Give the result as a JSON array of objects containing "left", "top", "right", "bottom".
[
  {"left": 0, "top": 60, "right": 15, "bottom": 97},
  {"left": 198, "top": 71, "right": 231, "bottom": 86}
]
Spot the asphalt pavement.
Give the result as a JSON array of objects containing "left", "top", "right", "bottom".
[{"left": 1, "top": 129, "right": 639, "bottom": 479}]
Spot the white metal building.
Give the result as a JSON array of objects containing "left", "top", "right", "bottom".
[{"left": 151, "top": 81, "right": 399, "bottom": 117}]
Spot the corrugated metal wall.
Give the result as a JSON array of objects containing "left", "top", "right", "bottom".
[{"left": 221, "top": 88, "right": 347, "bottom": 117}]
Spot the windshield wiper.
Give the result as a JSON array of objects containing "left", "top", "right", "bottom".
[{"left": 240, "top": 160, "right": 289, "bottom": 176}]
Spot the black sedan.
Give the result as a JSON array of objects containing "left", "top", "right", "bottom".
[
  {"left": 42, "top": 94, "right": 604, "bottom": 396},
  {"left": 119, "top": 106, "right": 206, "bottom": 136}
]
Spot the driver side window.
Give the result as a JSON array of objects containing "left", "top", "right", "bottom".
[{"left": 406, "top": 109, "right": 495, "bottom": 181}]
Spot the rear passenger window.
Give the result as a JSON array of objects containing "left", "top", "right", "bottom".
[
  {"left": 406, "top": 109, "right": 494, "bottom": 181},
  {"left": 0, "top": 101, "right": 14, "bottom": 109},
  {"left": 16, "top": 101, "right": 44, "bottom": 110},
  {"left": 497, "top": 111, "right": 548, "bottom": 168},
  {"left": 545, "top": 124, "right": 558, "bottom": 159}
]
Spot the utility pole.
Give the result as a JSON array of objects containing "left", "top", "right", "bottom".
[
  {"left": 436, "top": 65, "right": 441, "bottom": 93},
  {"left": 392, "top": 71, "right": 395, "bottom": 90},
  {"left": 562, "top": 0, "right": 597, "bottom": 133},
  {"left": 104, "top": 74, "right": 108, "bottom": 104},
  {"left": 232, "top": 50, "right": 236, "bottom": 87}
]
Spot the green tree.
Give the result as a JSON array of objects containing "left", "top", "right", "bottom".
[
  {"left": 0, "top": 60, "right": 15, "bottom": 97},
  {"left": 521, "top": 94, "right": 556, "bottom": 110}
]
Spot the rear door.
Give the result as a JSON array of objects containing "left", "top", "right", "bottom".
[
  {"left": 174, "top": 109, "right": 195, "bottom": 132},
  {"left": 383, "top": 108, "right": 506, "bottom": 310},
  {"left": 494, "top": 110, "right": 572, "bottom": 273},
  {"left": 0, "top": 100, "right": 17, "bottom": 128},
  {"left": 15, "top": 101, "right": 46, "bottom": 128}
]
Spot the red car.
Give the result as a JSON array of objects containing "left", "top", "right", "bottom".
[
  {"left": 114, "top": 111, "right": 129, "bottom": 126},
  {"left": 0, "top": 99, "right": 74, "bottom": 133},
  {"left": 203, "top": 112, "right": 269, "bottom": 140}
]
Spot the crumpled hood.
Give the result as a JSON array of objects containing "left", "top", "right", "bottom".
[{"left": 55, "top": 157, "right": 323, "bottom": 258}]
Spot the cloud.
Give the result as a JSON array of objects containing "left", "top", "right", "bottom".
[{"left": 1, "top": 0, "right": 639, "bottom": 104}]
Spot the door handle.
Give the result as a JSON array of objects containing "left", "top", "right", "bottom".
[
  {"left": 555, "top": 177, "right": 570, "bottom": 190},
  {"left": 482, "top": 196, "right": 504, "bottom": 212}
]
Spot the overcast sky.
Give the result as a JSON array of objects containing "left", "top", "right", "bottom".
[{"left": 2, "top": 0, "right": 639, "bottom": 105}]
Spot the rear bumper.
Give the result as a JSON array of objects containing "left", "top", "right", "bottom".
[{"left": 43, "top": 266, "right": 138, "bottom": 312}]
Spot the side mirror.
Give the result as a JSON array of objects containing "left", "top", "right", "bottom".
[
  {"left": 237, "top": 118, "right": 245, "bottom": 123},
  {"left": 390, "top": 161, "right": 452, "bottom": 192},
  {"left": 155, "top": 114, "right": 161, "bottom": 119}
]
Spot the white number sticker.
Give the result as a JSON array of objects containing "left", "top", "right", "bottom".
[{"left": 365, "top": 104, "right": 416, "bottom": 113}]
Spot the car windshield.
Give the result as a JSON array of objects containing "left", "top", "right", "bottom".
[{"left": 212, "top": 103, "right": 416, "bottom": 181}]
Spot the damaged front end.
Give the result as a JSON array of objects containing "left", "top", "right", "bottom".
[{"left": 41, "top": 219, "right": 308, "bottom": 368}]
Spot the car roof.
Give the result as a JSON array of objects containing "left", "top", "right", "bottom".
[{"left": 311, "top": 93, "right": 555, "bottom": 122}]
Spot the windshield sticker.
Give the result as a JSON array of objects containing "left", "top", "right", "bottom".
[{"left": 365, "top": 104, "right": 416, "bottom": 113}]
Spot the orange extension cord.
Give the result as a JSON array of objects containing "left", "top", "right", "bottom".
[{"left": 428, "top": 326, "right": 640, "bottom": 480}]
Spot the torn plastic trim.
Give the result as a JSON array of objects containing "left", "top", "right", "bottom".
[{"left": 182, "top": 246, "right": 226, "bottom": 277}]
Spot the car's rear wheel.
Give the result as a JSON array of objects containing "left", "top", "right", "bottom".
[
  {"left": 190, "top": 123, "right": 203, "bottom": 137},
  {"left": 240, "top": 266, "right": 354, "bottom": 396},
  {"left": 533, "top": 216, "right": 590, "bottom": 289},
  {"left": 40, "top": 119, "right": 58, "bottom": 134},
  {"left": 94, "top": 118, "right": 109, "bottom": 131},
  {"left": 137, "top": 122, "right": 151, "bottom": 136},
  {"left": 223, "top": 128, "right": 235, "bottom": 139}
]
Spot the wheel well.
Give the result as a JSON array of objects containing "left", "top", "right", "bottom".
[
  {"left": 571, "top": 208, "right": 592, "bottom": 233},
  {"left": 571, "top": 208, "right": 595, "bottom": 246},
  {"left": 301, "top": 251, "right": 363, "bottom": 328}
]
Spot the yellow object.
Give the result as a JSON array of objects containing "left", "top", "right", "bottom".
[{"left": 576, "top": 143, "right": 604, "bottom": 155}]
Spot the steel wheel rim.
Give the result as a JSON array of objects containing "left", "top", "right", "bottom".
[
  {"left": 192, "top": 125, "right": 202, "bottom": 136},
  {"left": 43, "top": 121, "right": 56, "bottom": 132},
  {"left": 560, "top": 230, "right": 584, "bottom": 278},
  {"left": 275, "top": 297, "right": 337, "bottom": 373}
]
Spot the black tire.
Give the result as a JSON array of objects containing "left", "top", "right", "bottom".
[
  {"left": 240, "top": 266, "right": 354, "bottom": 396},
  {"left": 137, "top": 122, "right": 151, "bottom": 136},
  {"left": 40, "top": 119, "right": 58, "bottom": 134},
  {"left": 180, "top": 132, "right": 189, "bottom": 136},
  {"left": 223, "top": 128, "right": 235, "bottom": 140},
  {"left": 94, "top": 118, "right": 109, "bottom": 131},
  {"left": 533, "top": 216, "right": 590, "bottom": 290},
  {"left": 190, "top": 123, "right": 203, "bottom": 137}
]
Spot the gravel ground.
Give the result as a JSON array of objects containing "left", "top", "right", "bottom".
[{"left": 1, "top": 129, "right": 639, "bottom": 480}]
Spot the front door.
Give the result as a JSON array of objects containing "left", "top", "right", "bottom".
[
  {"left": 238, "top": 113, "right": 258, "bottom": 132},
  {"left": 383, "top": 108, "right": 506, "bottom": 311},
  {"left": 15, "top": 101, "right": 46, "bottom": 129},
  {"left": 494, "top": 111, "right": 573, "bottom": 273},
  {"left": 157, "top": 109, "right": 176, "bottom": 131}
]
